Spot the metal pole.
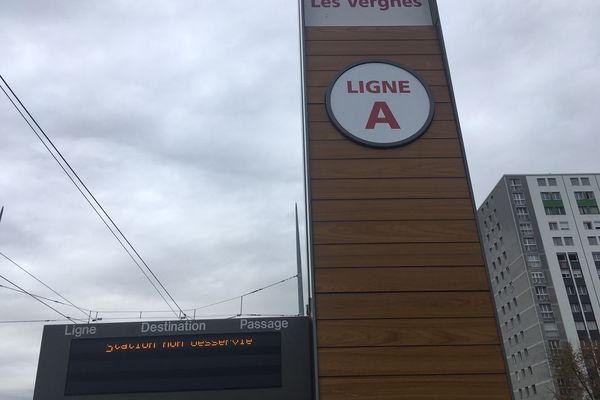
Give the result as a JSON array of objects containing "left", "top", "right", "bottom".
[{"left": 295, "top": 204, "right": 305, "bottom": 316}]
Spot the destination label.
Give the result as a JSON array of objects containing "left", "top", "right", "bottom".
[{"left": 304, "top": 0, "right": 433, "bottom": 26}]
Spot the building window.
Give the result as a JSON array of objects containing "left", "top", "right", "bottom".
[
  {"left": 578, "top": 286, "right": 588, "bottom": 295},
  {"left": 579, "top": 205, "right": 600, "bottom": 215},
  {"left": 537, "top": 178, "right": 547, "bottom": 186},
  {"left": 548, "top": 340, "right": 560, "bottom": 350},
  {"left": 513, "top": 193, "right": 526, "bottom": 206},
  {"left": 535, "top": 286, "right": 549, "bottom": 302},
  {"left": 549, "top": 222, "right": 559, "bottom": 230},
  {"left": 566, "top": 286, "right": 576, "bottom": 295},
  {"left": 573, "top": 270, "right": 583, "bottom": 278},
  {"left": 557, "top": 253, "right": 569, "bottom": 268},
  {"left": 562, "top": 270, "right": 571, "bottom": 279},
  {"left": 541, "top": 192, "right": 562, "bottom": 201},
  {"left": 588, "top": 321, "right": 598, "bottom": 330},
  {"left": 589, "top": 237, "right": 599, "bottom": 245},
  {"left": 592, "top": 252, "right": 600, "bottom": 267},
  {"left": 553, "top": 237, "right": 563, "bottom": 246},
  {"left": 531, "top": 272, "right": 544, "bottom": 284},
  {"left": 568, "top": 253, "right": 581, "bottom": 268},
  {"left": 564, "top": 237, "right": 574, "bottom": 246},
  {"left": 540, "top": 304, "right": 553, "bottom": 320},
  {"left": 520, "top": 223, "right": 533, "bottom": 236},
  {"left": 548, "top": 178, "right": 557, "bottom": 186},
  {"left": 584, "top": 221, "right": 593, "bottom": 230},
  {"left": 528, "top": 366, "right": 533, "bottom": 375},
  {"left": 571, "top": 303, "right": 581, "bottom": 313},
  {"left": 581, "top": 177, "right": 591, "bottom": 186},
  {"left": 527, "top": 255, "right": 542, "bottom": 268},
  {"left": 516, "top": 207, "right": 529, "bottom": 216},
  {"left": 510, "top": 178, "right": 522, "bottom": 190},
  {"left": 575, "top": 191, "right": 596, "bottom": 200},
  {"left": 575, "top": 321, "right": 586, "bottom": 330},
  {"left": 546, "top": 206, "right": 566, "bottom": 215},
  {"left": 560, "top": 221, "right": 570, "bottom": 230},
  {"left": 571, "top": 177, "right": 580, "bottom": 186}
]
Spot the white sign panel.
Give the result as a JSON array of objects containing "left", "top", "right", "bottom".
[
  {"left": 304, "top": 0, "right": 432, "bottom": 26},
  {"left": 326, "top": 61, "right": 434, "bottom": 147}
]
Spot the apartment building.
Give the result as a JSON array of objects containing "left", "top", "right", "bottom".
[{"left": 478, "top": 174, "right": 600, "bottom": 400}]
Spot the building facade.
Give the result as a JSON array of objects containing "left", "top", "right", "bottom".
[{"left": 478, "top": 174, "right": 600, "bottom": 400}]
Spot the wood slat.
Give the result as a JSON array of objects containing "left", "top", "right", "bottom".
[
  {"left": 315, "top": 266, "right": 489, "bottom": 293},
  {"left": 307, "top": 54, "right": 444, "bottom": 71},
  {"left": 306, "top": 26, "right": 438, "bottom": 41},
  {"left": 314, "top": 220, "right": 478, "bottom": 244},
  {"left": 311, "top": 158, "right": 466, "bottom": 179},
  {"left": 318, "top": 345, "right": 506, "bottom": 376},
  {"left": 313, "top": 243, "right": 484, "bottom": 268},
  {"left": 310, "top": 178, "right": 471, "bottom": 200},
  {"left": 316, "top": 292, "right": 495, "bottom": 319},
  {"left": 307, "top": 102, "right": 454, "bottom": 121},
  {"left": 309, "top": 138, "right": 461, "bottom": 159},
  {"left": 319, "top": 375, "right": 511, "bottom": 400},
  {"left": 307, "top": 85, "right": 451, "bottom": 104},
  {"left": 305, "top": 40, "right": 442, "bottom": 56},
  {"left": 317, "top": 318, "right": 500, "bottom": 347},
  {"left": 309, "top": 120, "right": 458, "bottom": 140},
  {"left": 306, "top": 69, "right": 448, "bottom": 87},
  {"left": 312, "top": 199, "right": 474, "bottom": 221}
]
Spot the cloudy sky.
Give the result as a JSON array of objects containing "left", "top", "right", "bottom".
[{"left": 0, "top": 1, "right": 599, "bottom": 398}]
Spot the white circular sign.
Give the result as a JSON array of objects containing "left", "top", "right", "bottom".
[{"left": 326, "top": 61, "right": 434, "bottom": 147}]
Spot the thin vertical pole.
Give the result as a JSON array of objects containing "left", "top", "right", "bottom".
[{"left": 295, "top": 204, "right": 305, "bottom": 316}]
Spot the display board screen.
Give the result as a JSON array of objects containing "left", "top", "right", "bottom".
[
  {"left": 33, "top": 317, "right": 311, "bottom": 400},
  {"left": 65, "top": 332, "right": 281, "bottom": 395}
]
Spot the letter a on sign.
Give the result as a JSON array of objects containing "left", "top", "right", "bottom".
[{"left": 365, "top": 102, "right": 400, "bottom": 130}]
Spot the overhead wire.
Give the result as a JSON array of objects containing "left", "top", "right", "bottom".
[
  {"left": 0, "top": 284, "right": 92, "bottom": 312},
  {"left": 0, "top": 251, "right": 90, "bottom": 318},
  {"left": 0, "top": 75, "right": 185, "bottom": 319},
  {"left": 0, "top": 272, "right": 82, "bottom": 323}
]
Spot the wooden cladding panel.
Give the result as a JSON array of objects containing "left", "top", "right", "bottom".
[
  {"left": 315, "top": 266, "right": 488, "bottom": 293},
  {"left": 305, "top": 40, "right": 442, "bottom": 56},
  {"left": 309, "top": 120, "right": 458, "bottom": 140},
  {"left": 314, "top": 220, "right": 479, "bottom": 244},
  {"left": 319, "top": 375, "right": 511, "bottom": 400},
  {"left": 319, "top": 345, "right": 506, "bottom": 376},
  {"left": 312, "top": 199, "right": 474, "bottom": 221},
  {"left": 307, "top": 54, "right": 444, "bottom": 71},
  {"left": 317, "top": 292, "right": 495, "bottom": 319},
  {"left": 313, "top": 243, "right": 484, "bottom": 268},
  {"left": 317, "top": 318, "right": 500, "bottom": 347},
  {"left": 309, "top": 138, "right": 461, "bottom": 159},
  {"left": 304, "top": 23, "right": 510, "bottom": 399},
  {"left": 311, "top": 178, "right": 471, "bottom": 200},
  {"left": 311, "top": 158, "right": 466, "bottom": 179},
  {"left": 306, "top": 26, "right": 438, "bottom": 41}
]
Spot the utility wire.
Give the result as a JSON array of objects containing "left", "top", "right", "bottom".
[
  {"left": 0, "top": 251, "right": 89, "bottom": 318},
  {"left": 0, "top": 284, "right": 91, "bottom": 311},
  {"left": 190, "top": 274, "right": 298, "bottom": 313},
  {"left": 0, "top": 75, "right": 184, "bottom": 318},
  {"left": 0, "top": 272, "right": 80, "bottom": 323}
]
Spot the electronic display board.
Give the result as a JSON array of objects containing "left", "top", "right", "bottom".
[{"left": 33, "top": 317, "right": 312, "bottom": 400}]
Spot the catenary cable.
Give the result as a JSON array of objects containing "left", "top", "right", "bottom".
[
  {"left": 0, "top": 251, "right": 90, "bottom": 317},
  {"left": 0, "top": 75, "right": 184, "bottom": 318},
  {"left": 0, "top": 272, "right": 81, "bottom": 323},
  {"left": 0, "top": 284, "right": 92, "bottom": 311}
]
